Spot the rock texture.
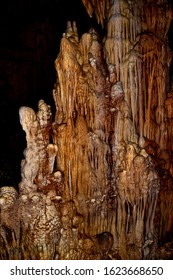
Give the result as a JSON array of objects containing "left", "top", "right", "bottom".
[{"left": 0, "top": 0, "right": 173, "bottom": 259}]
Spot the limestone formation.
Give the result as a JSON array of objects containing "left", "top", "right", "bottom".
[{"left": 0, "top": 0, "right": 173, "bottom": 259}]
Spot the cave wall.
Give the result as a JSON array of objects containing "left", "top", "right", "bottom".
[{"left": 0, "top": 0, "right": 173, "bottom": 260}]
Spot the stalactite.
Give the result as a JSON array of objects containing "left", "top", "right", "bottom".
[
  {"left": 1, "top": 0, "right": 173, "bottom": 260},
  {"left": 82, "top": 0, "right": 112, "bottom": 27}
]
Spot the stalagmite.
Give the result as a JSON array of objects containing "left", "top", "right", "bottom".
[{"left": 1, "top": 0, "right": 173, "bottom": 260}]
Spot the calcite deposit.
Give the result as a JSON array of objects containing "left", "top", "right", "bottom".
[{"left": 0, "top": 0, "right": 173, "bottom": 260}]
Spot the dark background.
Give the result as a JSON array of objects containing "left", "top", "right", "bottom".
[{"left": 0, "top": 0, "right": 172, "bottom": 187}]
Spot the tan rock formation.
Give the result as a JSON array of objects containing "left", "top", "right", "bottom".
[{"left": 0, "top": 0, "right": 173, "bottom": 259}]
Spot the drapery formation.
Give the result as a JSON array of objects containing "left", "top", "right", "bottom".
[{"left": 0, "top": 0, "right": 173, "bottom": 260}]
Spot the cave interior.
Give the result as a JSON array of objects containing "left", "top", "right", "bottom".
[
  {"left": 0, "top": 0, "right": 173, "bottom": 260},
  {"left": 0, "top": 0, "right": 103, "bottom": 185}
]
